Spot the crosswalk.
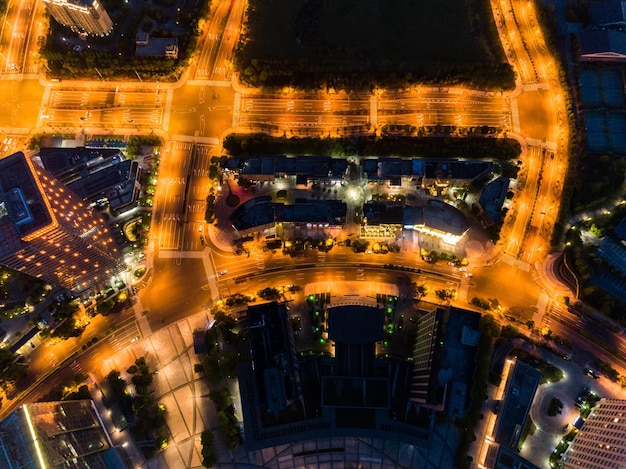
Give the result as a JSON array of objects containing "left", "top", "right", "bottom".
[
  {"left": 70, "top": 360, "right": 84, "bottom": 375},
  {"left": 107, "top": 322, "right": 142, "bottom": 353}
]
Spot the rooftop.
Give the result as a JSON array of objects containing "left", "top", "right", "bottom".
[
  {"left": 494, "top": 360, "right": 541, "bottom": 449},
  {"left": 0, "top": 152, "right": 53, "bottom": 257},
  {"left": 0, "top": 400, "right": 125, "bottom": 469}
]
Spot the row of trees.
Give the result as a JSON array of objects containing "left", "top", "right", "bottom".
[
  {"left": 223, "top": 133, "right": 522, "bottom": 160},
  {"left": 40, "top": 372, "right": 91, "bottom": 402},
  {"left": 235, "top": 55, "right": 516, "bottom": 92}
]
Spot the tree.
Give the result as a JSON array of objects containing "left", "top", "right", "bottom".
[
  {"left": 200, "top": 430, "right": 217, "bottom": 467},
  {"left": 547, "top": 397, "right": 563, "bottom": 417},
  {"left": 0, "top": 348, "right": 28, "bottom": 388},
  {"left": 413, "top": 283, "right": 429, "bottom": 300}
]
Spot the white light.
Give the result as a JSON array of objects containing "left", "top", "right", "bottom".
[{"left": 23, "top": 405, "right": 48, "bottom": 468}]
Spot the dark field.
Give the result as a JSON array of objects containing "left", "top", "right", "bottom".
[{"left": 235, "top": 0, "right": 513, "bottom": 90}]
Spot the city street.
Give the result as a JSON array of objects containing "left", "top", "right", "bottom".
[{"left": 1, "top": 0, "right": 623, "bottom": 467}]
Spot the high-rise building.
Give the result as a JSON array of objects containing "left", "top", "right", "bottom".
[
  {"left": 0, "top": 152, "right": 125, "bottom": 293},
  {"left": 560, "top": 399, "right": 626, "bottom": 469},
  {"left": 493, "top": 360, "right": 541, "bottom": 449},
  {"left": 0, "top": 400, "right": 127, "bottom": 468},
  {"left": 43, "top": 0, "right": 113, "bottom": 36},
  {"left": 409, "top": 306, "right": 481, "bottom": 415}
]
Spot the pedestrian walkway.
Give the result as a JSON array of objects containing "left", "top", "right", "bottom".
[
  {"left": 201, "top": 248, "right": 221, "bottom": 303},
  {"left": 158, "top": 250, "right": 205, "bottom": 259},
  {"left": 206, "top": 222, "right": 235, "bottom": 252},
  {"left": 132, "top": 295, "right": 152, "bottom": 338},
  {"left": 501, "top": 253, "right": 531, "bottom": 271}
]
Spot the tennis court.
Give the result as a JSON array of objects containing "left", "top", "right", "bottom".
[
  {"left": 600, "top": 69, "right": 625, "bottom": 107},
  {"left": 608, "top": 111, "right": 626, "bottom": 153},
  {"left": 579, "top": 69, "right": 602, "bottom": 106},
  {"left": 579, "top": 69, "right": 625, "bottom": 107},
  {"left": 584, "top": 111, "right": 608, "bottom": 151}
]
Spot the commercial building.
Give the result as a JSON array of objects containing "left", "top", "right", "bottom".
[
  {"left": 226, "top": 155, "right": 490, "bottom": 188},
  {"left": 560, "top": 398, "right": 626, "bottom": 468},
  {"left": 0, "top": 152, "right": 125, "bottom": 293},
  {"left": 579, "top": 29, "right": 626, "bottom": 62},
  {"left": 37, "top": 146, "right": 142, "bottom": 215},
  {"left": 43, "top": 0, "right": 113, "bottom": 36},
  {"left": 363, "top": 199, "right": 470, "bottom": 247},
  {"left": 478, "top": 176, "right": 511, "bottom": 226},
  {"left": 0, "top": 400, "right": 126, "bottom": 468},
  {"left": 225, "top": 155, "right": 348, "bottom": 183},
  {"left": 230, "top": 197, "right": 347, "bottom": 238}
]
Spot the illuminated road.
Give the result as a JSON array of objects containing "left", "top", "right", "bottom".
[
  {"left": 0, "top": 0, "right": 596, "bottom": 446},
  {"left": 194, "top": 0, "right": 243, "bottom": 80},
  {"left": 38, "top": 84, "right": 167, "bottom": 132},
  {"left": 377, "top": 90, "right": 511, "bottom": 129},
  {"left": 492, "top": 0, "right": 567, "bottom": 265},
  {"left": 211, "top": 0, "right": 246, "bottom": 80},
  {"left": 0, "top": 0, "right": 44, "bottom": 75}
]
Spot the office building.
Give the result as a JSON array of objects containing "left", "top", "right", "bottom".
[
  {"left": 560, "top": 399, "right": 626, "bottom": 469},
  {"left": 0, "top": 152, "right": 124, "bottom": 293},
  {"left": 494, "top": 360, "right": 541, "bottom": 449},
  {"left": 246, "top": 302, "right": 302, "bottom": 413},
  {"left": 43, "top": 0, "right": 113, "bottom": 36},
  {"left": 237, "top": 302, "right": 460, "bottom": 467},
  {"left": 409, "top": 306, "right": 481, "bottom": 415},
  {"left": 0, "top": 400, "right": 126, "bottom": 468},
  {"left": 37, "top": 146, "right": 143, "bottom": 215}
]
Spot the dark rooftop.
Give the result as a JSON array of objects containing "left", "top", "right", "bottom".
[
  {"left": 231, "top": 197, "right": 347, "bottom": 232},
  {"left": 479, "top": 176, "right": 510, "bottom": 225},
  {"left": 364, "top": 200, "right": 469, "bottom": 236},
  {"left": 38, "top": 147, "right": 124, "bottom": 183},
  {"left": 233, "top": 155, "right": 348, "bottom": 180},
  {"left": 0, "top": 152, "right": 52, "bottom": 257},
  {"left": 494, "top": 360, "right": 541, "bottom": 449},
  {"left": 328, "top": 305, "right": 384, "bottom": 344}
]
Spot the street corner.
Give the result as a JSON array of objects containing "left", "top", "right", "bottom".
[{"left": 131, "top": 264, "right": 153, "bottom": 290}]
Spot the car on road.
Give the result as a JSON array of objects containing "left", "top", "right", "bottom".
[
  {"left": 584, "top": 368, "right": 599, "bottom": 379},
  {"left": 218, "top": 270, "right": 228, "bottom": 276}
]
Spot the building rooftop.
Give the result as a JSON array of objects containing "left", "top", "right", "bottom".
[
  {"left": 579, "top": 28, "right": 626, "bottom": 61},
  {"left": 38, "top": 147, "right": 124, "bottom": 184},
  {"left": 494, "top": 360, "right": 541, "bottom": 449},
  {"left": 135, "top": 36, "right": 179, "bottom": 58},
  {"left": 38, "top": 147, "right": 141, "bottom": 213},
  {"left": 229, "top": 155, "right": 348, "bottom": 180},
  {"left": 590, "top": 0, "right": 626, "bottom": 26},
  {"left": 328, "top": 305, "right": 384, "bottom": 344},
  {"left": 479, "top": 176, "right": 510, "bottom": 225},
  {"left": 230, "top": 197, "right": 347, "bottom": 232},
  {"left": 0, "top": 152, "right": 53, "bottom": 257},
  {"left": 247, "top": 302, "right": 301, "bottom": 413},
  {"left": 238, "top": 303, "right": 441, "bottom": 460},
  {"left": 0, "top": 400, "right": 125, "bottom": 468}
]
